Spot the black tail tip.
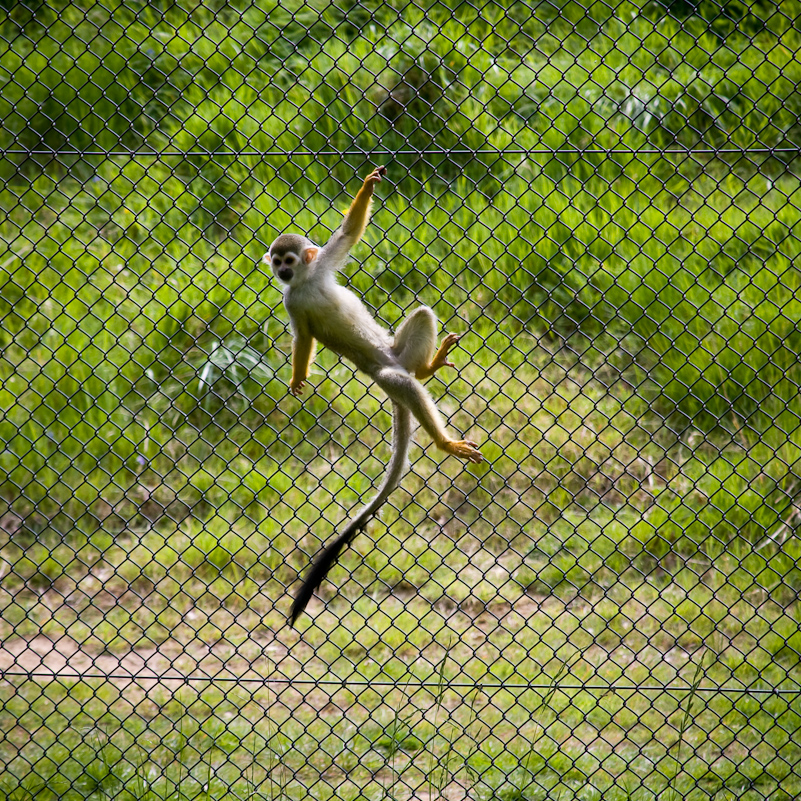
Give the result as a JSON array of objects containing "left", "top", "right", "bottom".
[{"left": 288, "top": 587, "right": 313, "bottom": 628}]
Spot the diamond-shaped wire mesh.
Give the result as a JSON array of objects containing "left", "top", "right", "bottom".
[{"left": 2, "top": 0, "right": 801, "bottom": 798}]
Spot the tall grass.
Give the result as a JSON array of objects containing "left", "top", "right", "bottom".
[{"left": 2, "top": 0, "right": 799, "bottom": 449}]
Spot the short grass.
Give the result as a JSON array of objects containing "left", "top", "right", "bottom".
[{"left": 3, "top": 0, "right": 801, "bottom": 798}]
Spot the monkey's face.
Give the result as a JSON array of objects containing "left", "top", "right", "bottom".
[
  {"left": 269, "top": 249, "right": 301, "bottom": 284},
  {"left": 265, "top": 235, "right": 319, "bottom": 287}
]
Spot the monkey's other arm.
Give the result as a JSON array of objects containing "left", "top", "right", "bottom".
[{"left": 290, "top": 327, "right": 316, "bottom": 397}]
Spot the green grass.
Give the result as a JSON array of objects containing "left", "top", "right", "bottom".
[{"left": 2, "top": 0, "right": 801, "bottom": 798}]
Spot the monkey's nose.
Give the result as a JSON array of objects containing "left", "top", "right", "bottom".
[{"left": 278, "top": 267, "right": 293, "bottom": 281}]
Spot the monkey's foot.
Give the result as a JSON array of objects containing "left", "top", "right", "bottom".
[
  {"left": 417, "top": 333, "right": 460, "bottom": 379},
  {"left": 443, "top": 439, "right": 483, "bottom": 463},
  {"left": 432, "top": 333, "right": 460, "bottom": 370}
]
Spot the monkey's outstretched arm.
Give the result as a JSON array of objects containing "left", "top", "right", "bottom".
[
  {"left": 342, "top": 166, "right": 385, "bottom": 240},
  {"left": 318, "top": 166, "right": 387, "bottom": 272},
  {"left": 291, "top": 328, "right": 316, "bottom": 396}
]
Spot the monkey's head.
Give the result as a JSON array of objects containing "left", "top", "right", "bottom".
[{"left": 265, "top": 234, "right": 319, "bottom": 286}]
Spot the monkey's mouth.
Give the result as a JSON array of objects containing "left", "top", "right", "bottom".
[{"left": 277, "top": 268, "right": 293, "bottom": 282}]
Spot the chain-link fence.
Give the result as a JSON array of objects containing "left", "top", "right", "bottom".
[{"left": 2, "top": 0, "right": 801, "bottom": 798}]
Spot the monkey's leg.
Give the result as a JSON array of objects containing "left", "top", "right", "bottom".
[
  {"left": 393, "top": 307, "right": 462, "bottom": 381},
  {"left": 373, "top": 366, "right": 483, "bottom": 463},
  {"left": 392, "top": 307, "right": 437, "bottom": 373}
]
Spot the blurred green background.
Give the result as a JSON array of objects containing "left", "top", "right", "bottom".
[{"left": 3, "top": 0, "right": 801, "bottom": 798}]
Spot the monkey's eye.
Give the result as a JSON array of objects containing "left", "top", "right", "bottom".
[
  {"left": 284, "top": 254, "right": 297, "bottom": 266},
  {"left": 272, "top": 256, "right": 281, "bottom": 267}
]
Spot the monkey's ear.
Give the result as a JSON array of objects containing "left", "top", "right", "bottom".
[{"left": 303, "top": 247, "right": 319, "bottom": 265}]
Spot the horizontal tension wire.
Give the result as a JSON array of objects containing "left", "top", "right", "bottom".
[
  {"left": 1, "top": 668, "right": 798, "bottom": 695},
  {"left": 2, "top": 146, "right": 799, "bottom": 157}
]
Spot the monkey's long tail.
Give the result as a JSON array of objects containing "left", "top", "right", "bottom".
[{"left": 289, "top": 403, "right": 412, "bottom": 627}]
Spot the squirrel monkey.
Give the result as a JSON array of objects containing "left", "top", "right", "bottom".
[{"left": 265, "top": 166, "right": 483, "bottom": 626}]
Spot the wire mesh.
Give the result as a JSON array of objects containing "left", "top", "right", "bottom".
[{"left": 2, "top": 0, "right": 801, "bottom": 798}]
